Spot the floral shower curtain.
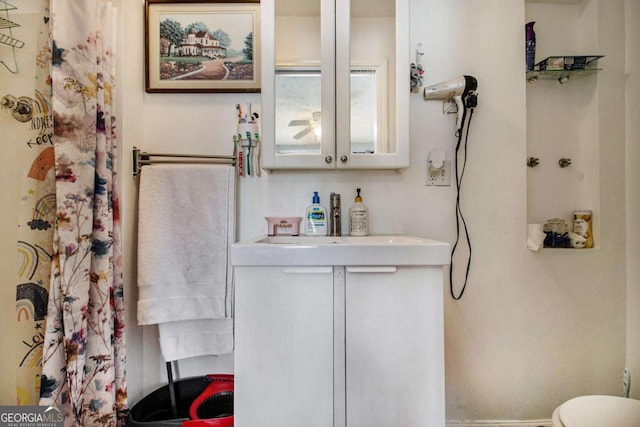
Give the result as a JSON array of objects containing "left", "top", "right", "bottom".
[{"left": 36, "top": 1, "right": 128, "bottom": 425}]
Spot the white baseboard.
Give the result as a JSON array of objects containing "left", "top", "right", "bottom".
[{"left": 446, "top": 420, "right": 552, "bottom": 427}]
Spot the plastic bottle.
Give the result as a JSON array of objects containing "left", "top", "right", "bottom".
[
  {"left": 349, "top": 188, "right": 368, "bottom": 236},
  {"left": 525, "top": 21, "right": 536, "bottom": 71},
  {"left": 305, "top": 192, "right": 328, "bottom": 236}
]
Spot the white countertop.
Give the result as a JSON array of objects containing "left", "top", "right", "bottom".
[{"left": 231, "top": 234, "right": 451, "bottom": 266}]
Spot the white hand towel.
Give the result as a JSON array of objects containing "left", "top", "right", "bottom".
[
  {"left": 158, "top": 318, "right": 234, "bottom": 362},
  {"left": 136, "top": 164, "right": 235, "bottom": 359}
]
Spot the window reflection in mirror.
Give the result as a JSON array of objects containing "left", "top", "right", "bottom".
[
  {"left": 275, "top": 68, "right": 322, "bottom": 155},
  {"left": 350, "top": 0, "right": 395, "bottom": 155},
  {"left": 350, "top": 65, "right": 387, "bottom": 154},
  {"left": 274, "top": 0, "right": 322, "bottom": 155},
  {"left": 275, "top": 66, "right": 386, "bottom": 155}
]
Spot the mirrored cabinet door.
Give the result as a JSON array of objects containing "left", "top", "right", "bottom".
[
  {"left": 262, "top": 0, "right": 335, "bottom": 169},
  {"left": 261, "top": 0, "right": 409, "bottom": 170},
  {"left": 336, "top": 0, "right": 408, "bottom": 169}
]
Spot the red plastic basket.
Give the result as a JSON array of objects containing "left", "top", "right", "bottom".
[{"left": 182, "top": 374, "right": 234, "bottom": 427}]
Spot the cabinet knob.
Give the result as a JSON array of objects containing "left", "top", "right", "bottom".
[
  {"left": 324, "top": 156, "right": 333, "bottom": 164},
  {"left": 340, "top": 155, "right": 348, "bottom": 163}
]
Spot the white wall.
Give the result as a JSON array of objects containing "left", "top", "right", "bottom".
[
  {"left": 625, "top": 0, "right": 640, "bottom": 400},
  {"left": 123, "top": 0, "right": 628, "bottom": 421},
  {"left": 420, "top": 0, "right": 626, "bottom": 421},
  {"left": 0, "top": 0, "right": 633, "bottom": 422}
]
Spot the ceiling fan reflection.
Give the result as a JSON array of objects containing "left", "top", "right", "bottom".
[{"left": 289, "top": 111, "right": 321, "bottom": 140}]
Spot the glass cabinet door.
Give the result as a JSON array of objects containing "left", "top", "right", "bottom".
[
  {"left": 263, "top": 0, "right": 336, "bottom": 169},
  {"left": 336, "top": 0, "right": 405, "bottom": 168},
  {"left": 261, "top": 0, "right": 409, "bottom": 170}
]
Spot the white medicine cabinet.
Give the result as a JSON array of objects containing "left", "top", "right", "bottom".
[{"left": 260, "top": 0, "right": 410, "bottom": 170}]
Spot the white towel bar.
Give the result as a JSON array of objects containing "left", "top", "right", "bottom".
[{"left": 132, "top": 146, "right": 236, "bottom": 176}]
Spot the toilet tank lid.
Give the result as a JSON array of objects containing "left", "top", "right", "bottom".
[{"left": 559, "top": 395, "right": 640, "bottom": 427}]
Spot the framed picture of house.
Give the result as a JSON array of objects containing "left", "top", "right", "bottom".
[{"left": 145, "top": 0, "right": 260, "bottom": 93}]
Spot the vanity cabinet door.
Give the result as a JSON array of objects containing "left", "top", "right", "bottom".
[
  {"left": 234, "top": 266, "right": 334, "bottom": 427},
  {"left": 344, "top": 266, "right": 445, "bottom": 427}
]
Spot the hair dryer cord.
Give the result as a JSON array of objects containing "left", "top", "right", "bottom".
[{"left": 450, "top": 106, "right": 475, "bottom": 300}]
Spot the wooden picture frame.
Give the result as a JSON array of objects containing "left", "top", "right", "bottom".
[{"left": 145, "top": 0, "right": 260, "bottom": 93}]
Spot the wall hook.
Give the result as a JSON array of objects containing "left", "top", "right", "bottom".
[
  {"left": 558, "top": 158, "right": 572, "bottom": 168},
  {"left": 527, "top": 157, "right": 540, "bottom": 167},
  {"left": 410, "top": 43, "right": 424, "bottom": 92},
  {"left": 1, "top": 94, "right": 33, "bottom": 122}
]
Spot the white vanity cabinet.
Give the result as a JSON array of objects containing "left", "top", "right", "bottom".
[
  {"left": 233, "top": 249, "right": 447, "bottom": 426},
  {"left": 260, "top": 0, "right": 410, "bottom": 170}
]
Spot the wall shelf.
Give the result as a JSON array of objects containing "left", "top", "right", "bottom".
[
  {"left": 527, "top": 68, "right": 600, "bottom": 83},
  {"left": 527, "top": 55, "right": 603, "bottom": 83}
]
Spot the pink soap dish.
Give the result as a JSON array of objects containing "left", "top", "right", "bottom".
[{"left": 265, "top": 217, "right": 302, "bottom": 236}]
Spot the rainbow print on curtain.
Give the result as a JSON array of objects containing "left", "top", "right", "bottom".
[
  {"left": 14, "top": 1, "right": 55, "bottom": 405},
  {"left": 38, "top": 1, "right": 127, "bottom": 425}
]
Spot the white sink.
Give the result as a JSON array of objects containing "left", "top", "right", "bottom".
[
  {"left": 231, "top": 234, "right": 450, "bottom": 266},
  {"left": 254, "top": 235, "right": 430, "bottom": 245}
]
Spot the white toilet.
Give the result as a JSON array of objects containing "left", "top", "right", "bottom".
[{"left": 551, "top": 395, "right": 640, "bottom": 427}]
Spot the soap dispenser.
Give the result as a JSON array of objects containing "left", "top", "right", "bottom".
[
  {"left": 349, "top": 188, "right": 368, "bottom": 236},
  {"left": 305, "top": 192, "right": 328, "bottom": 236}
]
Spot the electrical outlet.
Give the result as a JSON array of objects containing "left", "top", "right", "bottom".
[
  {"left": 623, "top": 368, "right": 631, "bottom": 398},
  {"left": 426, "top": 159, "right": 451, "bottom": 186}
]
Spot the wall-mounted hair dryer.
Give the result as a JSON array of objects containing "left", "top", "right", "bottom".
[
  {"left": 423, "top": 76, "right": 479, "bottom": 301},
  {"left": 423, "top": 75, "right": 478, "bottom": 134}
]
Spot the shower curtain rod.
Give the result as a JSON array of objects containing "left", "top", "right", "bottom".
[{"left": 132, "top": 146, "right": 236, "bottom": 177}]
